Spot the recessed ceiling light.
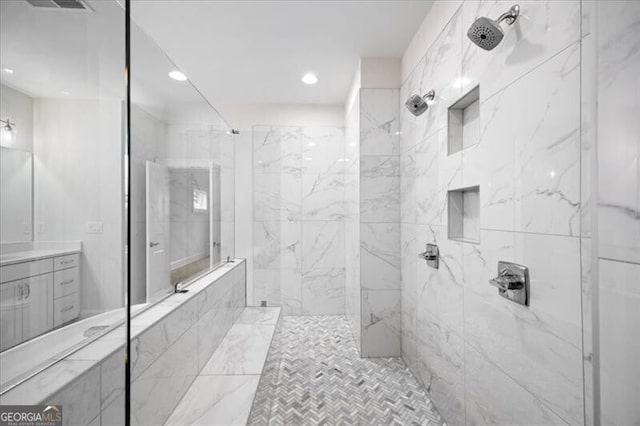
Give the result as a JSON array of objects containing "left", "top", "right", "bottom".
[
  {"left": 301, "top": 73, "right": 318, "bottom": 85},
  {"left": 2, "top": 68, "right": 13, "bottom": 75},
  {"left": 169, "top": 70, "right": 187, "bottom": 81}
]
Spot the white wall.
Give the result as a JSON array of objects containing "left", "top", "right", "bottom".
[{"left": 33, "top": 98, "right": 124, "bottom": 317}]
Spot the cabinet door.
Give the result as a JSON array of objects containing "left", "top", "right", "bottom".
[
  {"left": 0, "top": 280, "right": 23, "bottom": 351},
  {"left": 22, "top": 273, "right": 53, "bottom": 341}
]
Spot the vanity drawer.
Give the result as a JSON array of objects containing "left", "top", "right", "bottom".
[
  {"left": 54, "top": 254, "right": 79, "bottom": 271},
  {"left": 53, "top": 268, "right": 79, "bottom": 299},
  {"left": 54, "top": 292, "right": 79, "bottom": 327},
  {"left": 0, "top": 258, "right": 54, "bottom": 284}
]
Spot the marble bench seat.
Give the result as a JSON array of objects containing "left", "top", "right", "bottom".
[{"left": 165, "top": 307, "right": 281, "bottom": 426}]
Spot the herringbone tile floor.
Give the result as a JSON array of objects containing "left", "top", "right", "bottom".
[{"left": 248, "top": 316, "right": 444, "bottom": 426}]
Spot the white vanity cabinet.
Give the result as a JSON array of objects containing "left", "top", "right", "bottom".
[
  {"left": 0, "top": 252, "right": 80, "bottom": 351},
  {"left": 22, "top": 273, "right": 54, "bottom": 341},
  {"left": 0, "top": 280, "right": 24, "bottom": 351}
]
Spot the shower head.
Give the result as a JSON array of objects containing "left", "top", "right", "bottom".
[
  {"left": 405, "top": 90, "right": 435, "bottom": 117},
  {"left": 467, "top": 4, "right": 520, "bottom": 51}
]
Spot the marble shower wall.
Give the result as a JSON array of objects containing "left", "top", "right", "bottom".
[
  {"left": 345, "top": 97, "right": 361, "bottom": 352},
  {"left": 400, "top": 1, "right": 589, "bottom": 424},
  {"left": 252, "top": 125, "right": 347, "bottom": 315},
  {"left": 594, "top": 2, "right": 640, "bottom": 425},
  {"left": 359, "top": 89, "right": 401, "bottom": 357}
]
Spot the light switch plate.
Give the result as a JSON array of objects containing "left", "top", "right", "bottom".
[{"left": 87, "top": 222, "right": 104, "bottom": 234}]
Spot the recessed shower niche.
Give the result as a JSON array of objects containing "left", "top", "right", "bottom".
[
  {"left": 448, "top": 86, "right": 480, "bottom": 155},
  {"left": 448, "top": 186, "right": 480, "bottom": 243}
]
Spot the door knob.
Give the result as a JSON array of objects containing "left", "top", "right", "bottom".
[{"left": 149, "top": 242, "right": 160, "bottom": 248}]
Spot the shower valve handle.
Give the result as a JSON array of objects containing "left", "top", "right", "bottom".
[{"left": 489, "top": 268, "right": 524, "bottom": 291}]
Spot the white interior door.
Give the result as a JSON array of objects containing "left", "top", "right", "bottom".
[{"left": 146, "top": 161, "right": 170, "bottom": 302}]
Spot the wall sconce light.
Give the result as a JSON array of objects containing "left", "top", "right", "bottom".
[{"left": 1, "top": 119, "right": 17, "bottom": 147}]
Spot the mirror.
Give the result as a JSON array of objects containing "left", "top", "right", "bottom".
[
  {"left": 0, "top": 147, "right": 32, "bottom": 243},
  {"left": 0, "top": 0, "right": 127, "bottom": 389}
]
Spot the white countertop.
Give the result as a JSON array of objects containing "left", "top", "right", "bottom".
[{"left": 0, "top": 241, "right": 82, "bottom": 267}]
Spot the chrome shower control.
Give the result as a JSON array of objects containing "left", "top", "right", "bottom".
[
  {"left": 418, "top": 243, "right": 439, "bottom": 269},
  {"left": 489, "top": 261, "right": 529, "bottom": 306}
]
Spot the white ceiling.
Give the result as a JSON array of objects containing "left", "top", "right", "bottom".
[{"left": 131, "top": 0, "right": 433, "bottom": 106}]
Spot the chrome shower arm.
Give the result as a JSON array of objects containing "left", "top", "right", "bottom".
[{"left": 496, "top": 4, "right": 520, "bottom": 25}]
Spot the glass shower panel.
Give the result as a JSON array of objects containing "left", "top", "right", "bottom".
[
  {"left": 0, "top": 0, "right": 127, "bottom": 424},
  {"left": 129, "top": 21, "right": 235, "bottom": 305},
  {"left": 128, "top": 5, "right": 235, "bottom": 423}
]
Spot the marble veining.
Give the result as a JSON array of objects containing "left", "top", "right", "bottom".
[
  {"left": 252, "top": 125, "right": 347, "bottom": 315},
  {"left": 201, "top": 324, "right": 275, "bottom": 375}
]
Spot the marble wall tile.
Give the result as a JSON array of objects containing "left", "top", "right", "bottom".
[
  {"left": 361, "top": 289, "right": 401, "bottom": 357},
  {"left": 415, "top": 131, "right": 441, "bottom": 225},
  {"left": 252, "top": 268, "right": 302, "bottom": 315},
  {"left": 130, "top": 327, "right": 199, "bottom": 426},
  {"left": 301, "top": 268, "right": 345, "bottom": 315},
  {"left": 598, "top": 258, "right": 640, "bottom": 425},
  {"left": 596, "top": 1, "right": 640, "bottom": 264},
  {"left": 514, "top": 233, "right": 583, "bottom": 348},
  {"left": 253, "top": 221, "right": 302, "bottom": 270},
  {"left": 416, "top": 315, "right": 465, "bottom": 426},
  {"left": 461, "top": 0, "right": 581, "bottom": 101},
  {"left": 400, "top": 222, "right": 418, "bottom": 371},
  {"left": 301, "top": 127, "right": 345, "bottom": 174},
  {"left": 252, "top": 124, "right": 347, "bottom": 316},
  {"left": 360, "top": 89, "right": 400, "bottom": 156},
  {"left": 464, "top": 344, "right": 568, "bottom": 426},
  {"left": 101, "top": 392, "right": 125, "bottom": 426},
  {"left": 400, "top": 150, "right": 416, "bottom": 224},
  {"left": 415, "top": 9, "right": 463, "bottom": 142},
  {"left": 513, "top": 44, "right": 581, "bottom": 236},
  {"left": 100, "top": 349, "right": 125, "bottom": 411},
  {"left": 464, "top": 230, "right": 584, "bottom": 424},
  {"left": 580, "top": 30, "right": 597, "bottom": 239},
  {"left": 48, "top": 365, "right": 101, "bottom": 426},
  {"left": 461, "top": 90, "right": 515, "bottom": 231},
  {"left": 232, "top": 264, "right": 247, "bottom": 321},
  {"left": 253, "top": 173, "right": 302, "bottom": 222},
  {"left": 253, "top": 125, "right": 301, "bottom": 174},
  {"left": 197, "top": 292, "right": 234, "bottom": 371},
  {"left": 302, "top": 221, "right": 345, "bottom": 269},
  {"left": 416, "top": 225, "right": 464, "bottom": 336},
  {"left": 198, "top": 271, "right": 233, "bottom": 317},
  {"left": 580, "top": 238, "right": 594, "bottom": 426},
  {"left": 360, "top": 223, "right": 401, "bottom": 290},
  {"left": 302, "top": 174, "right": 346, "bottom": 221},
  {"left": 359, "top": 156, "right": 400, "bottom": 223},
  {"left": 130, "top": 296, "right": 198, "bottom": 380}
]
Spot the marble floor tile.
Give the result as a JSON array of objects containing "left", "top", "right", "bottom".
[
  {"left": 201, "top": 324, "right": 276, "bottom": 375},
  {"left": 166, "top": 375, "right": 260, "bottom": 426},
  {"left": 248, "top": 316, "right": 444, "bottom": 425}
]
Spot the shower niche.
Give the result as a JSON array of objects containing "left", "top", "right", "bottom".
[
  {"left": 448, "top": 186, "right": 480, "bottom": 243},
  {"left": 448, "top": 86, "right": 480, "bottom": 155}
]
